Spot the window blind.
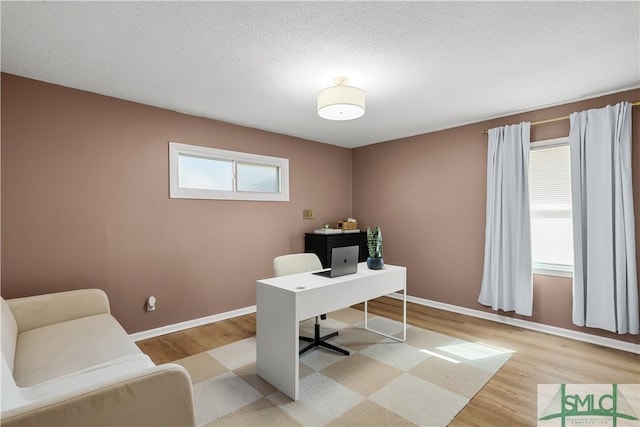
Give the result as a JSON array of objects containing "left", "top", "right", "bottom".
[
  {"left": 529, "top": 145, "right": 572, "bottom": 207},
  {"left": 528, "top": 141, "right": 574, "bottom": 274}
]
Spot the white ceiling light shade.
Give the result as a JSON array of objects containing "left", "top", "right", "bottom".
[{"left": 317, "top": 77, "right": 365, "bottom": 121}]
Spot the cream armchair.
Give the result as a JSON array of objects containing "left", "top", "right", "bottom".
[{"left": 1, "top": 289, "right": 196, "bottom": 427}]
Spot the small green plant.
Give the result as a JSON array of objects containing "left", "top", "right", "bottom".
[{"left": 367, "top": 226, "right": 383, "bottom": 258}]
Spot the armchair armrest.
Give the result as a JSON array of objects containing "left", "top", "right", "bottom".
[
  {"left": 7, "top": 289, "right": 111, "bottom": 333},
  {"left": 1, "top": 364, "right": 196, "bottom": 427}
]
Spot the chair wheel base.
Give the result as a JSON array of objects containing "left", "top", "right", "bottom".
[{"left": 299, "top": 319, "right": 349, "bottom": 356}]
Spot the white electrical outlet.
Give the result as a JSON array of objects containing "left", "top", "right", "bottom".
[{"left": 146, "top": 296, "right": 156, "bottom": 311}]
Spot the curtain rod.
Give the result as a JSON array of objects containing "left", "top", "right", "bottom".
[{"left": 480, "top": 101, "right": 640, "bottom": 135}]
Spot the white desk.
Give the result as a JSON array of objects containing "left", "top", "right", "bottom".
[{"left": 256, "top": 262, "right": 407, "bottom": 400}]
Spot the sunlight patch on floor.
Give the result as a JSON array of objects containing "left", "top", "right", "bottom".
[
  {"left": 437, "top": 342, "right": 514, "bottom": 361},
  {"left": 419, "top": 349, "right": 461, "bottom": 364}
]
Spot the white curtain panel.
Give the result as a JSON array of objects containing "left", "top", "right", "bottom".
[
  {"left": 478, "top": 122, "right": 533, "bottom": 316},
  {"left": 570, "top": 101, "right": 639, "bottom": 334}
]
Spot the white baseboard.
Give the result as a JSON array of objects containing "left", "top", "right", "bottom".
[
  {"left": 386, "top": 293, "right": 640, "bottom": 354},
  {"left": 129, "top": 305, "right": 256, "bottom": 342},
  {"left": 130, "top": 295, "right": 639, "bottom": 354}
]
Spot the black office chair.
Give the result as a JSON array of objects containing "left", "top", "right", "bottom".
[{"left": 273, "top": 253, "right": 349, "bottom": 356}]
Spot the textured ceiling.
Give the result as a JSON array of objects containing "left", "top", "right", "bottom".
[{"left": 2, "top": 1, "right": 639, "bottom": 148}]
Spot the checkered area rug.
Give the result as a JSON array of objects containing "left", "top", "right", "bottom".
[{"left": 174, "top": 307, "right": 512, "bottom": 426}]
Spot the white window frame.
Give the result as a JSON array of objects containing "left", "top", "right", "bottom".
[
  {"left": 529, "top": 136, "right": 573, "bottom": 278},
  {"left": 169, "top": 142, "right": 289, "bottom": 201}
]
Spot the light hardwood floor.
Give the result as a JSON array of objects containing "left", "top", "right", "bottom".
[{"left": 136, "top": 297, "right": 639, "bottom": 426}]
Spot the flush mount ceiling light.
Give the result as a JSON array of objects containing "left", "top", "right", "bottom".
[{"left": 317, "top": 77, "right": 365, "bottom": 121}]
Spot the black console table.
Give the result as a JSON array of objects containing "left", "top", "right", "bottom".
[{"left": 304, "top": 232, "right": 368, "bottom": 268}]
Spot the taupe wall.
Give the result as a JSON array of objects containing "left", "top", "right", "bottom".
[
  {"left": 2, "top": 73, "right": 639, "bottom": 344},
  {"left": 1, "top": 73, "right": 352, "bottom": 333},
  {"left": 352, "top": 88, "right": 640, "bottom": 345}
]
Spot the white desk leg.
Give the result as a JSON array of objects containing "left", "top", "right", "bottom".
[
  {"left": 363, "top": 290, "right": 406, "bottom": 342},
  {"left": 256, "top": 285, "right": 299, "bottom": 400},
  {"left": 402, "top": 288, "right": 407, "bottom": 341},
  {"left": 364, "top": 299, "right": 368, "bottom": 328}
]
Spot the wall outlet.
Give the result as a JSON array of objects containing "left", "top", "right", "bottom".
[
  {"left": 303, "top": 209, "right": 315, "bottom": 220},
  {"left": 146, "top": 296, "right": 156, "bottom": 311}
]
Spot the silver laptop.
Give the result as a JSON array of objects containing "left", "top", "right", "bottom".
[{"left": 313, "top": 245, "right": 359, "bottom": 278}]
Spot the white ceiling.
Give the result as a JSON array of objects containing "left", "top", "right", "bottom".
[{"left": 2, "top": 1, "right": 639, "bottom": 148}]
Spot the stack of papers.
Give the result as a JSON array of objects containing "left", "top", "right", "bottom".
[
  {"left": 314, "top": 228, "right": 343, "bottom": 234},
  {"left": 314, "top": 228, "right": 361, "bottom": 234}
]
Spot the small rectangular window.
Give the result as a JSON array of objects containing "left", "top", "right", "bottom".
[
  {"left": 178, "top": 155, "right": 233, "bottom": 191},
  {"left": 528, "top": 137, "right": 573, "bottom": 277},
  {"left": 169, "top": 142, "right": 289, "bottom": 201},
  {"left": 236, "top": 162, "right": 281, "bottom": 193}
]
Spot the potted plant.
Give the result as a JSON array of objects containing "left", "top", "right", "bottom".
[{"left": 366, "top": 226, "right": 384, "bottom": 270}]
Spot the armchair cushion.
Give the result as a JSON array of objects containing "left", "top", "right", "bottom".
[
  {"left": 14, "top": 313, "right": 143, "bottom": 387},
  {"left": 7, "top": 289, "right": 110, "bottom": 333},
  {"left": 1, "top": 297, "right": 18, "bottom": 370}
]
